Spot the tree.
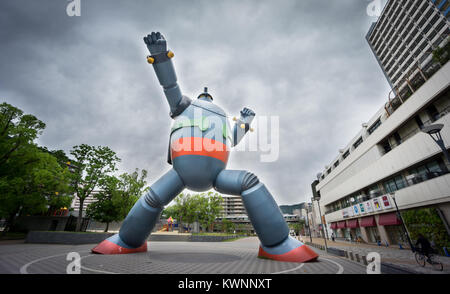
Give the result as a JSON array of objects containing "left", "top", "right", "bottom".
[
  {"left": 70, "top": 144, "right": 120, "bottom": 231},
  {"left": 197, "top": 192, "right": 223, "bottom": 232},
  {"left": 114, "top": 169, "right": 148, "bottom": 220},
  {"left": 0, "top": 103, "right": 72, "bottom": 233},
  {"left": 86, "top": 175, "right": 121, "bottom": 232},
  {"left": 288, "top": 220, "right": 305, "bottom": 236},
  {"left": 166, "top": 192, "right": 223, "bottom": 233},
  {"left": 86, "top": 169, "right": 148, "bottom": 232},
  {"left": 0, "top": 149, "right": 73, "bottom": 233},
  {"left": 0, "top": 102, "right": 45, "bottom": 178},
  {"left": 220, "top": 218, "right": 235, "bottom": 234}
]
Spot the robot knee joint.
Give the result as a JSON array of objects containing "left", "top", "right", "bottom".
[
  {"left": 144, "top": 189, "right": 163, "bottom": 208},
  {"left": 241, "top": 171, "right": 259, "bottom": 191}
]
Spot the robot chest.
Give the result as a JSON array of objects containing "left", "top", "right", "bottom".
[{"left": 169, "top": 114, "right": 231, "bottom": 163}]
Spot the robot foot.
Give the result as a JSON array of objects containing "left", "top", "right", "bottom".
[
  {"left": 91, "top": 234, "right": 147, "bottom": 255},
  {"left": 258, "top": 236, "right": 318, "bottom": 263}
]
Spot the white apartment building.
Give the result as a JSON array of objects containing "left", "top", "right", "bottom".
[{"left": 313, "top": 0, "right": 450, "bottom": 246}]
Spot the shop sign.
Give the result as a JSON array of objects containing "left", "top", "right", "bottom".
[
  {"left": 353, "top": 204, "right": 360, "bottom": 215},
  {"left": 372, "top": 197, "right": 383, "bottom": 211},
  {"left": 364, "top": 200, "right": 374, "bottom": 213},
  {"left": 381, "top": 194, "right": 392, "bottom": 209},
  {"left": 342, "top": 209, "right": 348, "bottom": 218},
  {"left": 359, "top": 203, "right": 366, "bottom": 214}
]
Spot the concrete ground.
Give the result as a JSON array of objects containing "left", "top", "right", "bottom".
[
  {"left": 302, "top": 237, "right": 449, "bottom": 274},
  {"left": 0, "top": 237, "right": 369, "bottom": 274}
]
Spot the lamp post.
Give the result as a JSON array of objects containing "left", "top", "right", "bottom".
[
  {"left": 421, "top": 123, "right": 450, "bottom": 168},
  {"left": 421, "top": 123, "right": 450, "bottom": 235},
  {"left": 389, "top": 193, "right": 414, "bottom": 252},
  {"left": 305, "top": 208, "right": 313, "bottom": 243},
  {"left": 311, "top": 180, "right": 328, "bottom": 253}
]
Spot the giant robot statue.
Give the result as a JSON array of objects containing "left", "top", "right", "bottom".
[{"left": 92, "top": 32, "right": 318, "bottom": 263}]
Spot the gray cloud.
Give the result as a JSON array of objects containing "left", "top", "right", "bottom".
[{"left": 0, "top": 0, "right": 391, "bottom": 205}]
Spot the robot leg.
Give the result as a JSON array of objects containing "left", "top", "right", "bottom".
[
  {"left": 214, "top": 170, "right": 318, "bottom": 262},
  {"left": 92, "top": 169, "right": 185, "bottom": 254}
]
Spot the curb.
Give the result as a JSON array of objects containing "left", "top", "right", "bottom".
[{"left": 305, "top": 241, "right": 418, "bottom": 274}]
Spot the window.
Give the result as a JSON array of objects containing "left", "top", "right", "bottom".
[
  {"left": 383, "top": 175, "right": 407, "bottom": 193},
  {"left": 394, "top": 175, "right": 407, "bottom": 190},
  {"left": 327, "top": 168, "right": 332, "bottom": 175},
  {"left": 415, "top": 115, "right": 424, "bottom": 129},
  {"left": 393, "top": 132, "right": 402, "bottom": 146},
  {"left": 343, "top": 150, "right": 350, "bottom": 159},
  {"left": 353, "top": 137, "right": 363, "bottom": 149},
  {"left": 368, "top": 184, "right": 382, "bottom": 198},
  {"left": 383, "top": 178, "right": 398, "bottom": 193},
  {"left": 368, "top": 118, "right": 382, "bottom": 135},
  {"left": 426, "top": 104, "right": 440, "bottom": 122},
  {"left": 334, "top": 160, "right": 340, "bottom": 168},
  {"left": 381, "top": 140, "right": 392, "bottom": 154}
]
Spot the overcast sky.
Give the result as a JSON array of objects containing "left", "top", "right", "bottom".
[{"left": 0, "top": 0, "right": 391, "bottom": 205}]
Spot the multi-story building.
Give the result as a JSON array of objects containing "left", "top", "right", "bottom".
[
  {"left": 70, "top": 192, "right": 99, "bottom": 216},
  {"left": 313, "top": 0, "right": 450, "bottom": 246},
  {"left": 366, "top": 0, "right": 449, "bottom": 95},
  {"left": 219, "top": 195, "right": 247, "bottom": 218}
]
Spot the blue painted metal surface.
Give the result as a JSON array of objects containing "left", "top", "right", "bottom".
[{"left": 99, "top": 32, "right": 293, "bottom": 256}]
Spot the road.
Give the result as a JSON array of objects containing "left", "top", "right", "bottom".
[{"left": 0, "top": 237, "right": 370, "bottom": 274}]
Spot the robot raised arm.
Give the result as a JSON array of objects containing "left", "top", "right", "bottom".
[
  {"left": 231, "top": 107, "right": 255, "bottom": 147},
  {"left": 144, "top": 32, "right": 191, "bottom": 118}
]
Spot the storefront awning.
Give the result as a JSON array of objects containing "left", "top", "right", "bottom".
[
  {"left": 337, "top": 221, "right": 347, "bottom": 229},
  {"left": 360, "top": 216, "right": 376, "bottom": 227},
  {"left": 347, "top": 219, "right": 359, "bottom": 228},
  {"left": 330, "top": 222, "right": 337, "bottom": 229},
  {"left": 378, "top": 212, "right": 402, "bottom": 226}
]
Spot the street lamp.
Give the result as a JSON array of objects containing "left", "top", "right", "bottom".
[
  {"left": 421, "top": 123, "right": 450, "bottom": 167},
  {"left": 311, "top": 180, "right": 328, "bottom": 253},
  {"left": 389, "top": 193, "right": 414, "bottom": 252},
  {"left": 304, "top": 207, "right": 313, "bottom": 243}
]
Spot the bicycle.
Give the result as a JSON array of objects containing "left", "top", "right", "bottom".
[{"left": 414, "top": 247, "right": 443, "bottom": 271}]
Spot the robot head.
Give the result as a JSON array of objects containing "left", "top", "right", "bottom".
[{"left": 197, "top": 87, "right": 213, "bottom": 102}]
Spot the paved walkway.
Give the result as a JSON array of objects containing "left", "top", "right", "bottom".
[
  {"left": 0, "top": 237, "right": 368, "bottom": 274},
  {"left": 302, "top": 237, "right": 450, "bottom": 274}
]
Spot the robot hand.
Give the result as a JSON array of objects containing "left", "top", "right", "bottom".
[
  {"left": 239, "top": 107, "right": 256, "bottom": 125},
  {"left": 144, "top": 32, "right": 167, "bottom": 55}
]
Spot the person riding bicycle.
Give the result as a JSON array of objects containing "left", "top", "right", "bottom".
[{"left": 415, "top": 233, "right": 433, "bottom": 262}]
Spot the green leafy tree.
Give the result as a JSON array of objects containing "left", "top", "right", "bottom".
[
  {"left": 220, "top": 218, "right": 235, "bottom": 234},
  {"left": 402, "top": 208, "right": 450, "bottom": 255},
  {"left": 70, "top": 144, "right": 120, "bottom": 231},
  {"left": 0, "top": 103, "right": 72, "bottom": 233},
  {"left": 288, "top": 220, "right": 305, "bottom": 236},
  {"left": 86, "top": 176, "right": 121, "bottom": 232},
  {"left": 165, "top": 192, "right": 223, "bottom": 233},
  {"left": 114, "top": 169, "right": 148, "bottom": 220},
  {"left": 86, "top": 169, "right": 148, "bottom": 232},
  {"left": 197, "top": 192, "right": 223, "bottom": 232}
]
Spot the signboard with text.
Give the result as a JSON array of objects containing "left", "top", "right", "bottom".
[
  {"left": 353, "top": 204, "right": 360, "bottom": 215},
  {"left": 364, "top": 200, "right": 374, "bottom": 213},
  {"left": 381, "top": 195, "right": 392, "bottom": 209},
  {"left": 372, "top": 197, "right": 382, "bottom": 211},
  {"left": 359, "top": 203, "right": 366, "bottom": 214}
]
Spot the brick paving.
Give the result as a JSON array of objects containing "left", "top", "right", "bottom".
[
  {"left": 304, "top": 237, "right": 450, "bottom": 274},
  {"left": 0, "top": 237, "right": 368, "bottom": 274}
]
